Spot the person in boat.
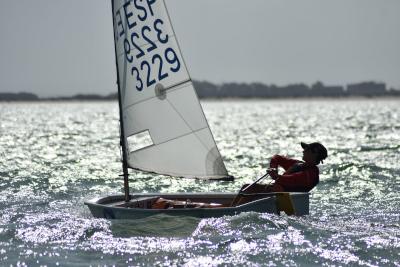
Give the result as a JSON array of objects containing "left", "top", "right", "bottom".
[{"left": 231, "top": 142, "right": 328, "bottom": 206}]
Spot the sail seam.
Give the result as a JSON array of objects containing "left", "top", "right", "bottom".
[
  {"left": 160, "top": 0, "right": 227, "bottom": 171},
  {"left": 123, "top": 79, "right": 191, "bottom": 110},
  {"left": 165, "top": 97, "right": 221, "bottom": 166},
  {"left": 113, "top": 0, "right": 230, "bottom": 179},
  {"left": 162, "top": 99, "right": 226, "bottom": 169}
]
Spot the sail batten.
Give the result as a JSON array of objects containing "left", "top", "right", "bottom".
[{"left": 112, "top": 0, "right": 229, "bottom": 179}]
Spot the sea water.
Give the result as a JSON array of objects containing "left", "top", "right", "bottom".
[{"left": 0, "top": 99, "right": 399, "bottom": 266}]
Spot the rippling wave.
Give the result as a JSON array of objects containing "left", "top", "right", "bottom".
[{"left": 0, "top": 99, "right": 399, "bottom": 266}]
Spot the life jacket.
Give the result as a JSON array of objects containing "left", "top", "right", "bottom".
[{"left": 277, "top": 162, "right": 319, "bottom": 192}]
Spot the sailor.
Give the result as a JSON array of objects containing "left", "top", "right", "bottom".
[{"left": 232, "top": 142, "right": 328, "bottom": 206}]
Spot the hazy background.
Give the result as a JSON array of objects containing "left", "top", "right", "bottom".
[{"left": 0, "top": 0, "right": 399, "bottom": 97}]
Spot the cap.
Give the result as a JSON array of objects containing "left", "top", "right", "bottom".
[{"left": 301, "top": 142, "right": 328, "bottom": 164}]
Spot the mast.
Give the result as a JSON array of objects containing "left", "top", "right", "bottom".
[{"left": 111, "top": 0, "right": 130, "bottom": 202}]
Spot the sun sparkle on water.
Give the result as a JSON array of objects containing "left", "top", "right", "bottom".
[{"left": 0, "top": 99, "right": 399, "bottom": 266}]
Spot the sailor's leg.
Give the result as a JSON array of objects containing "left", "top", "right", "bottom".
[
  {"left": 231, "top": 183, "right": 274, "bottom": 206},
  {"left": 266, "top": 183, "right": 285, "bottom": 192}
]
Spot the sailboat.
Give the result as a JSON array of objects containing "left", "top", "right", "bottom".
[{"left": 84, "top": 0, "right": 310, "bottom": 219}]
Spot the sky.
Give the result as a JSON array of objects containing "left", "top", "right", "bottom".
[{"left": 0, "top": 0, "right": 399, "bottom": 97}]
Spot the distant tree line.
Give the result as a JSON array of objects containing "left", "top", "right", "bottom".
[
  {"left": 193, "top": 81, "right": 400, "bottom": 98},
  {"left": 0, "top": 92, "right": 39, "bottom": 101},
  {"left": 0, "top": 92, "right": 117, "bottom": 101},
  {"left": 1, "top": 81, "right": 399, "bottom": 101}
]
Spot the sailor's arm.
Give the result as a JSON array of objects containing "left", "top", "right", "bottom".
[{"left": 269, "top": 154, "right": 299, "bottom": 171}]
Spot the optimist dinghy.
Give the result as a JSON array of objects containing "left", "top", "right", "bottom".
[{"left": 85, "top": 0, "right": 309, "bottom": 219}]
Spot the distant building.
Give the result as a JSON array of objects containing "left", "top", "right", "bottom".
[
  {"left": 346, "top": 82, "right": 386, "bottom": 96},
  {"left": 311, "top": 82, "right": 344, "bottom": 97},
  {"left": 388, "top": 88, "right": 400, "bottom": 96}
]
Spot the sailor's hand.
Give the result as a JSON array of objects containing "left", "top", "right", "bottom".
[{"left": 267, "top": 168, "right": 279, "bottom": 180}]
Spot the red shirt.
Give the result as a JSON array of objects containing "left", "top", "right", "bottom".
[{"left": 269, "top": 155, "right": 319, "bottom": 192}]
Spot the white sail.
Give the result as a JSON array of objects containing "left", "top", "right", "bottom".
[{"left": 112, "top": 0, "right": 229, "bottom": 179}]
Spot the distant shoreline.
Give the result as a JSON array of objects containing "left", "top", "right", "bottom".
[
  {"left": 1, "top": 80, "right": 399, "bottom": 101},
  {"left": 1, "top": 96, "right": 399, "bottom": 103}
]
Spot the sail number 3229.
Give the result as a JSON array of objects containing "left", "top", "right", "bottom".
[{"left": 123, "top": 19, "right": 181, "bottom": 91}]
